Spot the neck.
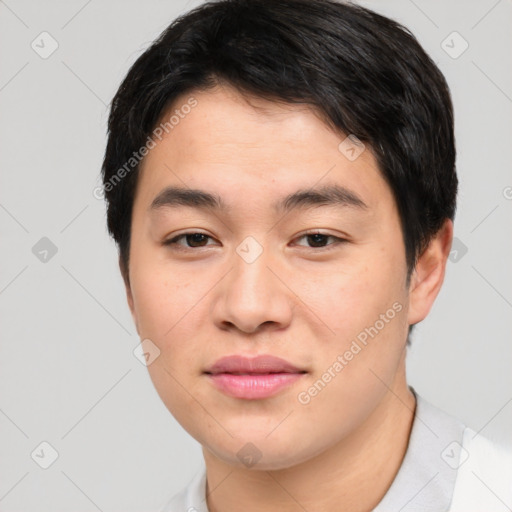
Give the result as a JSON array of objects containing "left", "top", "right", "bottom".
[{"left": 203, "top": 368, "right": 416, "bottom": 512}]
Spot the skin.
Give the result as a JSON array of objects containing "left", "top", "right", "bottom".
[{"left": 123, "top": 83, "right": 453, "bottom": 512}]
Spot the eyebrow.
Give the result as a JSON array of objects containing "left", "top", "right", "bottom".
[{"left": 149, "top": 184, "right": 369, "bottom": 215}]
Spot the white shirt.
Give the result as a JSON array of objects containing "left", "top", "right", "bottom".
[{"left": 160, "top": 388, "right": 512, "bottom": 511}]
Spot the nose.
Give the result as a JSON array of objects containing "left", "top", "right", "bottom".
[{"left": 212, "top": 246, "right": 294, "bottom": 335}]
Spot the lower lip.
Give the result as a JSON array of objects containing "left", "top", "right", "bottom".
[{"left": 206, "top": 373, "right": 305, "bottom": 399}]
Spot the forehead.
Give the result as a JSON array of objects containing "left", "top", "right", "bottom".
[{"left": 135, "top": 84, "right": 394, "bottom": 218}]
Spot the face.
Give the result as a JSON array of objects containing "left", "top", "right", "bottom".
[{"left": 125, "top": 84, "right": 415, "bottom": 470}]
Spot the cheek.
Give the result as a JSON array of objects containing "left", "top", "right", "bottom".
[
  {"left": 298, "top": 256, "right": 401, "bottom": 336},
  {"left": 130, "top": 261, "right": 200, "bottom": 338},
  {"left": 297, "top": 252, "right": 408, "bottom": 383},
  {"left": 129, "top": 262, "right": 211, "bottom": 383}
]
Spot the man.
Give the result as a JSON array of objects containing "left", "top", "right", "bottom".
[{"left": 101, "top": 0, "right": 512, "bottom": 510}]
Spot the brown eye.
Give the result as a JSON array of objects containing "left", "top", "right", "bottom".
[
  {"left": 163, "top": 232, "right": 214, "bottom": 249},
  {"left": 294, "top": 232, "right": 346, "bottom": 250},
  {"left": 305, "top": 233, "right": 330, "bottom": 248}
]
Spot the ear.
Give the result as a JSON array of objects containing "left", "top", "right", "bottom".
[
  {"left": 119, "top": 255, "right": 139, "bottom": 335},
  {"left": 407, "top": 218, "right": 454, "bottom": 326}
]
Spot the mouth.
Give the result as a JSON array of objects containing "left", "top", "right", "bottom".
[{"left": 204, "top": 355, "right": 307, "bottom": 400}]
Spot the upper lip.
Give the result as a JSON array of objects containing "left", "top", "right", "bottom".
[{"left": 205, "top": 355, "right": 306, "bottom": 375}]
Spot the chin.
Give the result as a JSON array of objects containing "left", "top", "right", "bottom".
[{"left": 201, "top": 428, "right": 319, "bottom": 471}]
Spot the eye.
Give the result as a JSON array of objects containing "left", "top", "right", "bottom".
[
  {"left": 163, "top": 231, "right": 347, "bottom": 252},
  {"left": 163, "top": 232, "right": 217, "bottom": 250},
  {"left": 293, "top": 232, "right": 346, "bottom": 250}
]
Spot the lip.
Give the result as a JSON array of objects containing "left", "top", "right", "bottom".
[
  {"left": 205, "top": 354, "right": 304, "bottom": 374},
  {"left": 204, "top": 355, "right": 307, "bottom": 400}
]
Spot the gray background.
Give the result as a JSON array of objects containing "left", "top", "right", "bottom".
[{"left": 0, "top": 0, "right": 510, "bottom": 510}]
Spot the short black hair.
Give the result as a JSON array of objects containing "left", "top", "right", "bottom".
[{"left": 101, "top": 0, "right": 458, "bottom": 340}]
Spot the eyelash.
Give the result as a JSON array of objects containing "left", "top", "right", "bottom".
[{"left": 162, "top": 231, "right": 347, "bottom": 252}]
